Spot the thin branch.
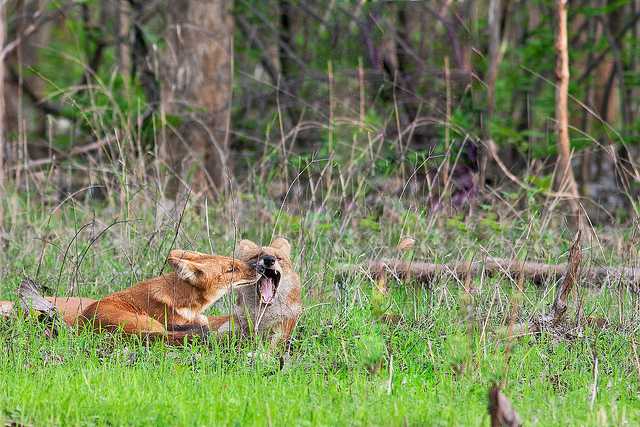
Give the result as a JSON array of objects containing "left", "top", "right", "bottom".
[
  {"left": 547, "top": 230, "right": 582, "bottom": 325},
  {"left": 0, "top": 2, "right": 76, "bottom": 62},
  {"left": 8, "top": 65, "right": 75, "bottom": 120},
  {"left": 577, "top": 10, "right": 640, "bottom": 84},
  {"left": 9, "top": 136, "right": 115, "bottom": 171},
  {"left": 488, "top": 385, "right": 522, "bottom": 427}
]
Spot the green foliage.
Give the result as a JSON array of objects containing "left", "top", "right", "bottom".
[
  {"left": 3, "top": 0, "right": 640, "bottom": 422},
  {"left": 0, "top": 191, "right": 638, "bottom": 426},
  {"left": 354, "top": 333, "right": 386, "bottom": 371}
]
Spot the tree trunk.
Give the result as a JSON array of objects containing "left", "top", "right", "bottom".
[
  {"left": 161, "top": 0, "right": 234, "bottom": 196},
  {"left": 117, "top": 0, "right": 131, "bottom": 76},
  {"left": 604, "top": 1, "right": 638, "bottom": 192},
  {"left": 7, "top": 0, "right": 53, "bottom": 159},
  {"left": 481, "top": 0, "right": 502, "bottom": 190},
  {"left": 554, "top": 0, "right": 581, "bottom": 225}
]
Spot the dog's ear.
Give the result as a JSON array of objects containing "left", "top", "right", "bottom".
[
  {"left": 168, "top": 250, "right": 205, "bottom": 284},
  {"left": 235, "top": 239, "right": 260, "bottom": 260},
  {"left": 168, "top": 249, "right": 208, "bottom": 261},
  {"left": 270, "top": 237, "right": 291, "bottom": 259}
]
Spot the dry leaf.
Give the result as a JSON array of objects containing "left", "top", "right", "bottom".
[
  {"left": 0, "top": 300, "right": 13, "bottom": 318},
  {"left": 396, "top": 237, "right": 416, "bottom": 252}
]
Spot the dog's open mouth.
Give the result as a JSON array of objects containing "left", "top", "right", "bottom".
[{"left": 257, "top": 268, "right": 281, "bottom": 305}]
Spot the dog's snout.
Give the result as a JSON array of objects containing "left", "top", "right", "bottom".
[{"left": 262, "top": 255, "right": 276, "bottom": 267}]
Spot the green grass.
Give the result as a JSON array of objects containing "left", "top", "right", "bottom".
[{"left": 0, "top": 193, "right": 639, "bottom": 426}]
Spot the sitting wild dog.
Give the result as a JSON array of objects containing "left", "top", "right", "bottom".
[
  {"left": 208, "top": 237, "right": 302, "bottom": 349},
  {"left": 2, "top": 250, "right": 260, "bottom": 345}
]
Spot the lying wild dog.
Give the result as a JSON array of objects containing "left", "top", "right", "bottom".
[
  {"left": 208, "top": 237, "right": 302, "bottom": 350},
  {"left": 2, "top": 250, "right": 260, "bottom": 345},
  {"left": 79, "top": 250, "right": 261, "bottom": 343}
]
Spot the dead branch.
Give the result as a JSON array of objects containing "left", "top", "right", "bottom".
[
  {"left": 0, "top": 2, "right": 77, "bottom": 62},
  {"left": 339, "top": 254, "right": 639, "bottom": 291},
  {"left": 8, "top": 136, "right": 114, "bottom": 172},
  {"left": 8, "top": 65, "right": 75, "bottom": 120},
  {"left": 577, "top": 10, "right": 640, "bottom": 84},
  {"left": 528, "top": 231, "right": 582, "bottom": 335},
  {"left": 488, "top": 385, "right": 522, "bottom": 427},
  {"left": 547, "top": 230, "right": 581, "bottom": 325}
]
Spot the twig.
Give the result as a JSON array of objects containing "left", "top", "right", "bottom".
[
  {"left": 0, "top": 3, "right": 77, "bottom": 62},
  {"left": 590, "top": 350, "right": 598, "bottom": 410},
  {"left": 8, "top": 65, "right": 75, "bottom": 120},
  {"left": 631, "top": 338, "right": 640, "bottom": 381},
  {"left": 488, "top": 385, "right": 522, "bottom": 427},
  {"left": 547, "top": 230, "right": 582, "bottom": 325},
  {"left": 577, "top": 10, "right": 640, "bottom": 84},
  {"left": 553, "top": 0, "right": 582, "bottom": 225},
  {"left": 8, "top": 136, "right": 114, "bottom": 171},
  {"left": 386, "top": 353, "right": 394, "bottom": 395}
]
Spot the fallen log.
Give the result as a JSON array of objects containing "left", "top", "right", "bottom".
[{"left": 339, "top": 254, "right": 640, "bottom": 290}]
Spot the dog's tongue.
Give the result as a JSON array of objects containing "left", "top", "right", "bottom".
[{"left": 259, "top": 278, "right": 275, "bottom": 304}]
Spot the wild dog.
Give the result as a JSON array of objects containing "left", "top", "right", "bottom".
[
  {"left": 1, "top": 250, "right": 260, "bottom": 345},
  {"left": 208, "top": 238, "right": 302, "bottom": 350}
]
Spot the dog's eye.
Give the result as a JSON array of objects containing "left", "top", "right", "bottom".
[{"left": 226, "top": 266, "right": 237, "bottom": 273}]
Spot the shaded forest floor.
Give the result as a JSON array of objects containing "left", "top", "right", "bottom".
[{"left": 0, "top": 189, "right": 639, "bottom": 426}]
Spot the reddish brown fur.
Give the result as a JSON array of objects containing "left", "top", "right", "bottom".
[
  {"left": 0, "top": 250, "right": 259, "bottom": 345},
  {"left": 207, "top": 314, "right": 232, "bottom": 331},
  {"left": 46, "top": 297, "right": 96, "bottom": 325},
  {"left": 78, "top": 250, "right": 259, "bottom": 344}
]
